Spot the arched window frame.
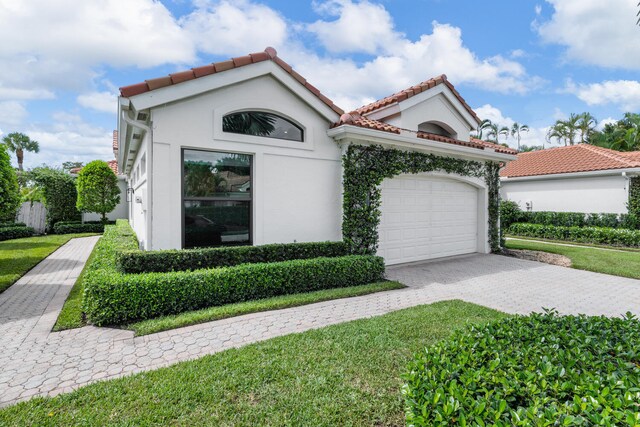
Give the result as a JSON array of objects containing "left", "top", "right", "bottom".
[{"left": 222, "top": 110, "right": 304, "bottom": 142}]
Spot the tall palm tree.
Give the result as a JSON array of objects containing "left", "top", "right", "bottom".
[
  {"left": 2, "top": 132, "right": 39, "bottom": 171},
  {"left": 577, "top": 112, "right": 597, "bottom": 144},
  {"left": 486, "top": 123, "right": 509, "bottom": 143},
  {"left": 510, "top": 122, "right": 529, "bottom": 152},
  {"left": 547, "top": 122, "right": 568, "bottom": 146},
  {"left": 473, "top": 119, "right": 493, "bottom": 140}
]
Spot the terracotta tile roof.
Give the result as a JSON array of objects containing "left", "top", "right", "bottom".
[
  {"left": 470, "top": 137, "right": 518, "bottom": 155},
  {"left": 119, "top": 47, "right": 344, "bottom": 116},
  {"left": 333, "top": 112, "right": 515, "bottom": 154},
  {"left": 107, "top": 159, "right": 119, "bottom": 174},
  {"left": 500, "top": 144, "right": 640, "bottom": 178},
  {"left": 356, "top": 74, "right": 481, "bottom": 124}
]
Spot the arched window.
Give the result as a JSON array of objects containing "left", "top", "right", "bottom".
[
  {"left": 418, "top": 121, "right": 457, "bottom": 139},
  {"left": 222, "top": 111, "right": 303, "bottom": 142}
]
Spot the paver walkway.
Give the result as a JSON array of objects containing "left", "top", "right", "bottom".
[{"left": 2, "top": 242, "right": 640, "bottom": 408}]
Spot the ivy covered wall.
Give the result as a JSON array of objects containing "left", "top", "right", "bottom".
[
  {"left": 628, "top": 177, "right": 640, "bottom": 220},
  {"left": 342, "top": 144, "right": 502, "bottom": 255}
]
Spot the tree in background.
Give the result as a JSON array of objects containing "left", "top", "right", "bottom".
[
  {"left": 473, "top": 119, "right": 493, "bottom": 140},
  {"left": 76, "top": 160, "right": 120, "bottom": 223},
  {"left": 519, "top": 145, "right": 544, "bottom": 152},
  {"left": 510, "top": 122, "right": 529, "bottom": 152},
  {"left": 577, "top": 112, "right": 598, "bottom": 144},
  {"left": 1, "top": 132, "right": 39, "bottom": 171},
  {"left": 30, "top": 167, "right": 81, "bottom": 228},
  {"left": 62, "top": 161, "right": 84, "bottom": 173},
  {"left": 486, "top": 122, "right": 510, "bottom": 144},
  {"left": 590, "top": 113, "right": 640, "bottom": 151},
  {"left": 0, "top": 144, "right": 20, "bottom": 221}
]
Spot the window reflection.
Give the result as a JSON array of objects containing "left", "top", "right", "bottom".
[{"left": 222, "top": 111, "right": 303, "bottom": 142}]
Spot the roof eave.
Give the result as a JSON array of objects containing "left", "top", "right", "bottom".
[
  {"left": 501, "top": 168, "right": 640, "bottom": 181},
  {"left": 328, "top": 125, "right": 517, "bottom": 162}
]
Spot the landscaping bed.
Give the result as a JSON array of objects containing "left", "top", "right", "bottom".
[
  {"left": 501, "top": 247, "right": 571, "bottom": 267},
  {"left": 0, "top": 301, "right": 504, "bottom": 425},
  {"left": 53, "top": 220, "right": 114, "bottom": 234},
  {"left": 78, "top": 221, "right": 386, "bottom": 327},
  {"left": 508, "top": 222, "right": 640, "bottom": 247},
  {"left": 0, "top": 225, "right": 34, "bottom": 241}
]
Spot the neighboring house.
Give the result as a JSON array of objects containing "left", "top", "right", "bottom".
[
  {"left": 501, "top": 144, "right": 640, "bottom": 214},
  {"left": 72, "top": 131, "right": 129, "bottom": 222},
  {"left": 117, "top": 47, "right": 515, "bottom": 265}
]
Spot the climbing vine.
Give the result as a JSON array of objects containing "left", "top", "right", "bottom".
[
  {"left": 627, "top": 177, "right": 640, "bottom": 229},
  {"left": 342, "top": 144, "right": 502, "bottom": 255}
]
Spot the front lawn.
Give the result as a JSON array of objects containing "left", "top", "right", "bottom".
[
  {"left": 505, "top": 238, "right": 640, "bottom": 279},
  {"left": 0, "top": 301, "right": 504, "bottom": 426},
  {"left": 0, "top": 233, "right": 97, "bottom": 294}
]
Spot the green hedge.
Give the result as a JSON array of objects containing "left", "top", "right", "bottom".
[
  {"left": 83, "top": 220, "right": 384, "bottom": 326},
  {"left": 0, "top": 226, "right": 35, "bottom": 241},
  {"left": 404, "top": 311, "right": 640, "bottom": 426},
  {"left": 508, "top": 222, "right": 640, "bottom": 246},
  {"left": 53, "top": 221, "right": 115, "bottom": 235},
  {"left": 0, "top": 221, "right": 25, "bottom": 228},
  {"left": 117, "top": 241, "right": 350, "bottom": 273}
]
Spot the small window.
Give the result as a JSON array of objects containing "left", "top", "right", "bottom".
[{"left": 223, "top": 111, "right": 303, "bottom": 142}]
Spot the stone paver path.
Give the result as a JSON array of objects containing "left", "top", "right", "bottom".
[{"left": 2, "top": 245, "right": 640, "bottom": 408}]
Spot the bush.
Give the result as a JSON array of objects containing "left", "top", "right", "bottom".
[
  {"left": 83, "top": 220, "right": 384, "bottom": 326},
  {"left": 0, "top": 144, "right": 20, "bottom": 222},
  {"left": 76, "top": 160, "right": 120, "bottom": 222},
  {"left": 508, "top": 222, "right": 640, "bottom": 246},
  {"left": 0, "top": 226, "right": 35, "bottom": 241},
  {"left": 499, "top": 200, "right": 523, "bottom": 229},
  {"left": 30, "top": 167, "right": 81, "bottom": 229},
  {"left": 53, "top": 221, "right": 114, "bottom": 234},
  {"left": 404, "top": 311, "right": 640, "bottom": 426},
  {"left": 117, "top": 241, "right": 351, "bottom": 273},
  {"left": 0, "top": 221, "right": 26, "bottom": 228},
  {"left": 516, "top": 211, "right": 637, "bottom": 229}
]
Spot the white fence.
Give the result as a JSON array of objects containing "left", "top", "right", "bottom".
[{"left": 16, "top": 201, "right": 47, "bottom": 234}]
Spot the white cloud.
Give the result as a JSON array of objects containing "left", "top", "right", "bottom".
[
  {"left": 77, "top": 91, "right": 118, "bottom": 114},
  {"left": 474, "top": 104, "right": 551, "bottom": 149},
  {"left": 307, "top": 0, "right": 403, "bottom": 54},
  {"left": 180, "top": 0, "right": 288, "bottom": 56},
  {"left": 0, "top": 101, "right": 28, "bottom": 128},
  {"left": 286, "top": 19, "right": 542, "bottom": 111},
  {"left": 20, "top": 113, "right": 114, "bottom": 169},
  {"left": 566, "top": 79, "right": 640, "bottom": 111},
  {"left": 537, "top": 0, "right": 640, "bottom": 69}
]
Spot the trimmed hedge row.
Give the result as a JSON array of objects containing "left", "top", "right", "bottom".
[
  {"left": 83, "top": 220, "right": 385, "bottom": 326},
  {"left": 404, "top": 310, "right": 640, "bottom": 426},
  {"left": 0, "top": 226, "right": 35, "bottom": 241},
  {"left": 0, "top": 221, "right": 25, "bottom": 228},
  {"left": 53, "top": 222, "right": 110, "bottom": 234},
  {"left": 117, "top": 241, "right": 351, "bottom": 273},
  {"left": 508, "top": 222, "right": 640, "bottom": 246}
]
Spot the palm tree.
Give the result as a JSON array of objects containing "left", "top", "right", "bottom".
[
  {"left": 473, "top": 119, "right": 493, "bottom": 140},
  {"left": 486, "top": 123, "right": 509, "bottom": 143},
  {"left": 577, "top": 112, "right": 597, "bottom": 144},
  {"left": 2, "top": 132, "right": 39, "bottom": 171},
  {"left": 510, "top": 122, "right": 529, "bottom": 152},
  {"left": 547, "top": 122, "right": 567, "bottom": 146}
]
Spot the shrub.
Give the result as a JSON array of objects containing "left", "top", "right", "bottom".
[
  {"left": 53, "top": 221, "right": 114, "bottom": 234},
  {"left": 404, "top": 311, "right": 640, "bottom": 426},
  {"left": 0, "top": 143, "right": 20, "bottom": 222},
  {"left": 499, "top": 200, "right": 523, "bottom": 229},
  {"left": 517, "top": 211, "right": 637, "bottom": 229},
  {"left": 0, "top": 221, "right": 26, "bottom": 228},
  {"left": 117, "top": 241, "right": 351, "bottom": 273},
  {"left": 83, "top": 220, "right": 384, "bottom": 326},
  {"left": 508, "top": 222, "right": 640, "bottom": 246},
  {"left": 30, "top": 167, "right": 81, "bottom": 229},
  {"left": 0, "top": 226, "right": 34, "bottom": 241},
  {"left": 76, "top": 160, "right": 120, "bottom": 222}
]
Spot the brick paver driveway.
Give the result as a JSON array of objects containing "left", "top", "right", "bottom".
[{"left": 2, "top": 243, "right": 640, "bottom": 408}]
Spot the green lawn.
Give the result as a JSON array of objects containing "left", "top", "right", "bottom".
[
  {"left": 0, "top": 233, "right": 97, "bottom": 294},
  {"left": 505, "top": 238, "right": 640, "bottom": 279},
  {"left": 128, "top": 281, "right": 405, "bottom": 336},
  {"left": 0, "top": 301, "right": 504, "bottom": 426}
]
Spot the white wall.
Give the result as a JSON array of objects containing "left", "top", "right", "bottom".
[
  {"left": 148, "top": 74, "right": 342, "bottom": 250},
  {"left": 126, "top": 134, "right": 149, "bottom": 248},
  {"left": 500, "top": 174, "right": 629, "bottom": 213},
  {"left": 82, "top": 177, "right": 128, "bottom": 222}
]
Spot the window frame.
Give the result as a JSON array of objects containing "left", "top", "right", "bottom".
[{"left": 181, "top": 148, "right": 253, "bottom": 249}]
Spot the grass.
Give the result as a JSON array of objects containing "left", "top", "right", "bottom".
[
  {"left": 128, "top": 281, "right": 405, "bottom": 335},
  {"left": 0, "top": 233, "right": 97, "bottom": 294},
  {"left": 0, "top": 300, "right": 504, "bottom": 426},
  {"left": 505, "top": 237, "right": 640, "bottom": 279}
]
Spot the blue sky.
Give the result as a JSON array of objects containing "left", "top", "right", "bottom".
[{"left": 2, "top": 0, "right": 639, "bottom": 168}]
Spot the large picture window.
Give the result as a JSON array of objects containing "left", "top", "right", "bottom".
[
  {"left": 222, "top": 111, "right": 303, "bottom": 142},
  {"left": 182, "top": 149, "right": 252, "bottom": 248}
]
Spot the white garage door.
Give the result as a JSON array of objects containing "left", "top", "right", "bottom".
[{"left": 378, "top": 174, "right": 478, "bottom": 265}]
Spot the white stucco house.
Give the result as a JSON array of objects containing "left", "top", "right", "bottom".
[
  {"left": 500, "top": 144, "right": 640, "bottom": 214},
  {"left": 117, "top": 47, "right": 516, "bottom": 265}
]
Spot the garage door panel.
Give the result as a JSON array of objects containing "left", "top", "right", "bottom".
[{"left": 378, "top": 174, "right": 478, "bottom": 265}]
